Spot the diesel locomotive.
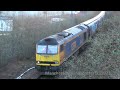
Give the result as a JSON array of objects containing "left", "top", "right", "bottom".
[{"left": 35, "top": 11, "right": 105, "bottom": 73}]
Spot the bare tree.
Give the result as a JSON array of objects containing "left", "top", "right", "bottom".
[
  {"left": 11, "top": 11, "right": 17, "bottom": 17},
  {"left": 61, "top": 11, "right": 64, "bottom": 18},
  {"left": 62, "top": 11, "right": 64, "bottom": 15},
  {"left": 43, "top": 11, "right": 47, "bottom": 19},
  {"left": 71, "top": 11, "right": 73, "bottom": 18},
  {"left": 0, "top": 11, "right": 10, "bottom": 16},
  {"left": 0, "top": 11, "right": 3, "bottom": 16},
  {"left": 18, "top": 11, "right": 24, "bottom": 17}
]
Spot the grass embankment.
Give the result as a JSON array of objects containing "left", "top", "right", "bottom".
[{"left": 58, "top": 11, "right": 120, "bottom": 79}]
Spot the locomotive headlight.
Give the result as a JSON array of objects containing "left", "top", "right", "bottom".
[{"left": 37, "top": 61, "right": 40, "bottom": 64}]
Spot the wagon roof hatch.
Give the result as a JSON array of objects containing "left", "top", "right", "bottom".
[{"left": 64, "top": 27, "right": 82, "bottom": 35}]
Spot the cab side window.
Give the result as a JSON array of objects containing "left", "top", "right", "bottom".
[
  {"left": 60, "top": 44, "right": 64, "bottom": 52},
  {"left": 84, "top": 32, "right": 86, "bottom": 41}
]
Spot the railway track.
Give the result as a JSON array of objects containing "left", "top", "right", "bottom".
[
  {"left": 16, "top": 66, "right": 58, "bottom": 79},
  {"left": 15, "top": 11, "right": 105, "bottom": 79},
  {"left": 16, "top": 67, "right": 40, "bottom": 79}
]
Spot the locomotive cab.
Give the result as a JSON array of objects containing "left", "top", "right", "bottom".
[{"left": 36, "top": 37, "right": 60, "bottom": 72}]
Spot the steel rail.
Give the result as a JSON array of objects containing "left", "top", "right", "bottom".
[{"left": 16, "top": 67, "right": 35, "bottom": 79}]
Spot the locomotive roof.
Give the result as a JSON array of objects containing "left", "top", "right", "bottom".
[
  {"left": 47, "top": 27, "right": 83, "bottom": 43},
  {"left": 38, "top": 26, "right": 85, "bottom": 45},
  {"left": 47, "top": 34, "right": 65, "bottom": 43}
]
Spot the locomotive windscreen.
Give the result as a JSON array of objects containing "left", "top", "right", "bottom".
[
  {"left": 36, "top": 38, "right": 58, "bottom": 54},
  {"left": 36, "top": 45, "right": 58, "bottom": 54}
]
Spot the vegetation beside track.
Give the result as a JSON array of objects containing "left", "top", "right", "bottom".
[{"left": 58, "top": 11, "right": 120, "bottom": 79}]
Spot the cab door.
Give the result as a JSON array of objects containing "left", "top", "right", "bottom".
[
  {"left": 59, "top": 44, "right": 65, "bottom": 64},
  {"left": 84, "top": 32, "right": 87, "bottom": 42}
]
